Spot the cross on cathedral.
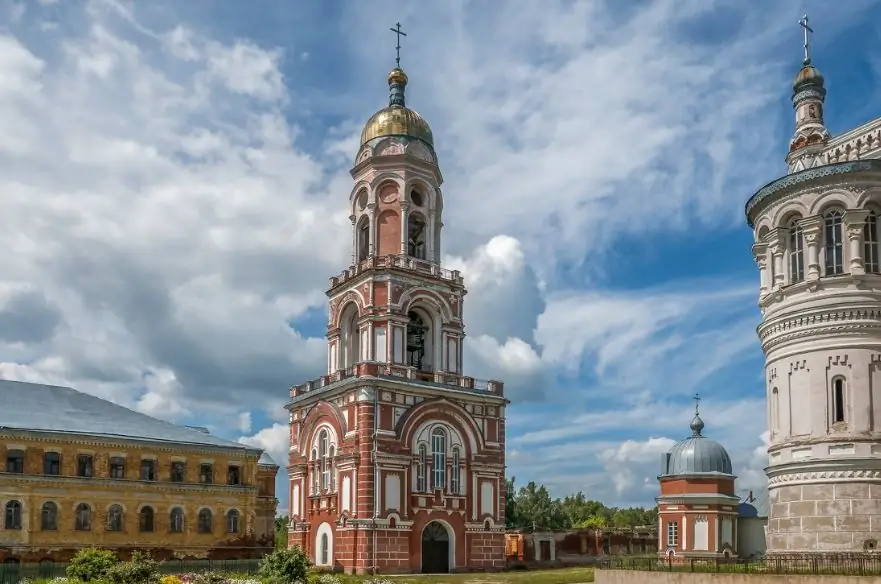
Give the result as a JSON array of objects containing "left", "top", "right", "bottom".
[
  {"left": 799, "top": 14, "right": 814, "bottom": 65},
  {"left": 390, "top": 22, "right": 407, "bottom": 68},
  {"left": 693, "top": 392, "right": 701, "bottom": 414}
]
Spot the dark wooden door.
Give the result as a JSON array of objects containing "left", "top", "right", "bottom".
[
  {"left": 540, "top": 540, "right": 552, "bottom": 561},
  {"left": 421, "top": 522, "right": 450, "bottom": 573}
]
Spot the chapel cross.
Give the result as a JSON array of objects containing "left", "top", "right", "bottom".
[
  {"left": 799, "top": 14, "right": 814, "bottom": 65},
  {"left": 390, "top": 22, "right": 407, "bottom": 68},
  {"left": 693, "top": 392, "right": 701, "bottom": 414}
]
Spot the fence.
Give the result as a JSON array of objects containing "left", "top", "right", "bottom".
[
  {"left": 0, "top": 559, "right": 262, "bottom": 584},
  {"left": 600, "top": 555, "right": 881, "bottom": 576}
]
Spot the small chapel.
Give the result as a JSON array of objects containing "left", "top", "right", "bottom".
[{"left": 283, "top": 29, "right": 508, "bottom": 574}]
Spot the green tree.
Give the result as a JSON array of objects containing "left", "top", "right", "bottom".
[
  {"left": 514, "top": 481, "right": 567, "bottom": 531},
  {"left": 275, "top": 515, "right": 289, "bottom": 550},
  {"left": 505, "top": 477, "right": 519, "bottom": 528}
]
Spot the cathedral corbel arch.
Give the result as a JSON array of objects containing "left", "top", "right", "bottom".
[
  {"left": 397, "top": 397, "right": 484, "bottom": 457},
  {"left": 399, "top": 288, "right": 454, "bottom": 323},
  {"left": 300, "top": 401, "right": 347, "bottom": 448},
  {"left": 369, "top": 172, "right": 404, "bottom": 194},
  {"left": 855, "top": 187, "right": 881, "bottom": 210},
  {"left": 770, "top": 200, "right": 809, "bottom": 229},
  {"left": 331, "top": 292, "right": 366, "bottom": 329},
  {"left": 809, "top": 189, "right": 857, "bottom": 216},
  {"left": 754, "top": 222, "right": 772, "bottom": 243}
]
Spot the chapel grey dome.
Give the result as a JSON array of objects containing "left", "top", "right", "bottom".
[{"left": 660, "top": 411, "right": 734, "bottom": 477}]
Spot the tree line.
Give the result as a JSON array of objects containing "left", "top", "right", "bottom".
[{"left": 505, "top": 477, "right": 658, "bottom": 532}]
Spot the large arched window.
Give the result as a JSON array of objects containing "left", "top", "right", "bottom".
[
  {"left": 227, "top": 509, "right": 240, "bottom": 533},
  {"left": 833, "top": 377, "right": 846, "bottom": 424},
  {"left": 170, "top": 507, "right": 184, "bottom": 533},
  {"left": 416, "top": 444, "right": 427, "bottom": 492},
  {"left": 311, "top": 448, "right": 319, "bottom": 495},
  {"left": 340, "top": 304, "right": 360, "bottom": 369},
  {"left": 408, "top": 214, "right": 426, "bottom": 259},
  {"left": 824, "top": 209, "right": 844, "bottom": 275},
  {"left": 320, "top": 533, "right": 329, "bottom": 565},
  {"left": 451, "top": 447, "right": 461, "bottom": 495},
  {"left": 138, "top": 506, "right": 154, "bottom": 532},
  {"left": 107, "top": 505, "right": 123, "bottom": 532},
  {"left": 40, "top": 502, "right": 57, "bottom": 531},
  {"left": 4, "top": 501, "right": 21, "bottom": 530},
  {"left": 75, "top": 503, "right": 91, "bottom": 531},
  {"left": 865, "top": 211, "right": 879, "bottom": 274},
  {"left": 788, "top": 217, "right": 805, "bottom": 283},
  {"left": 431, "top": 427, "right": 446, "bottom": 491},
  {"left": 198, "top": 509, "right": 212, "bottom": 534},
  {"left": 357, "top": 217, "right": 370, "bottom": 262},
  {"left": 319, "top": 429, "right": 330, "bottom": 492},
  {"left": 406, "top": 311, "right": 427, "bottom": 369}
]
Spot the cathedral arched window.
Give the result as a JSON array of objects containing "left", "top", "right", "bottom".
[
  {"left": 406, "top": 311, "right": 427, "bottom": 370},
  {"left": 416, "top": 444, "right": 427, "bottom": 492},
  {"left": 319, "top": 429, "right": 330, "bottom": 492},
  {"left": 357, "top": 217, "right": 370, "bottom": 262},
  {"left": 833, "top": 377, "right": 846, "bottom": 424},
  {"left": 431, "top": 427, "right": 446, "bottom": 491},
  {"left": 451, "top": 446, "right": 461, "bottom": 495},
  {"left": 408, "top": 214, "right": 426, "bottom": 260},
  {"left": 311, "top": 448, "right": 319, "bottom": 495},
  {"left": 788, "top": 217, "right": 805, "bottom": 283},
  {"left": 823, "top": 208, "right": 844, "bottom": 276},
  {"left": 865, "top": 211, "right": 879, "bottom": 274}
]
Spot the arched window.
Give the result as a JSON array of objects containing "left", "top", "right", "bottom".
[
  {"left": 107, "top": 505, "right": 123, "bottom": 531},
  {"left": 824, "top": 209, "right": 844, "bottom": 275},
  {"left": 406, "top": 311, "right": 427, "bottom": 370},
  {"left": 431, "top": 427, "right": 446, "bottom": 491},
  {"left": 788, "top": 217, "right": 805, "bottom": 283},
  {"left": 170, "top": 507, "right": 184, "bottom": 533},
  {"left": 311, "top": 448, "right": 319, "bottom": 495},
  {"left": 138, "top": 506, "right": 154, "bottom": 532},
  {"left": 75, "top": 503, "right": 91, "bottom": 531},
  {"left": 328, "top": 445, "right": 336, "bottom": 491},
  {"left": 408, "top": 214, "right": 426, "bottom": 259},
  {"left": 40, "top": 502, "right": 57, "bottom": 531},
  {"left": 198, "top": 509, "right": 212, "bottom": 534},
  {"left": 320, "top": 533, "right": 329, "bottom": 565},
  {"left": 451, "top": 447, "right": 461, "bottom": 495},
  {"left": 343, "top": 307, "right": 360, "bottom": 368},
  {"left": 4, "top": 501, "right": 21, "bottom": 530},
  {"left": 416, "top": 444, "right": 427, "bottom": 492},
  {"left": 227, "top": 509, "right": 239, "bottom": 533},
  {"left": 770, "top": 387, "right": 779, "bottom": 437},
  {"left": 319, "top": 429, "right": 330, "bottom": 492},
  {"left": 865, "top": 211, "right": 879, "bottom": 274},
  {"left": 357, "top": 218, "right": 370, "bottom": 262},
  {"left": 833, "top": 378, "right": 846, "bottom": 424}
]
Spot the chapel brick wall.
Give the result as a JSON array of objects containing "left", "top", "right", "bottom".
[
  {"left": 0, "top": 434, "right": 277, "bottom": 562},
  {"left": 467, "top": 532, "right": 506, "bottom": 570}
]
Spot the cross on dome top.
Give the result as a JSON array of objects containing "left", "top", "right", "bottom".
[{"left": 690, "top": 392, "right": 705, "bottom": 437}]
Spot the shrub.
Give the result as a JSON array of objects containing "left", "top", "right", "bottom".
[
  {"left": 258, "top": 547, "right": 311, "bottom": 584},
  {"left": 160, "top": 576, "right": 184, "bottom": 584},
  {"left": 311, "top": 575, "right": 341, "bottom": 584},
  {"left": 67, "top": 548, "right": 119, "bottom": 582},
  {"left": 105, "top": 551, "right": 161, "bottom": 584}
]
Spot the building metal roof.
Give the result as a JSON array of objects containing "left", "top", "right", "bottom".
[
  {"left": 738, "top": 485, "right": 770, "bottom": 519},
  {"left": 0, "top": 379, "right": 262, "bottom": 454},
  {"left": 258, "top": 451, "right": 278, "bottom": 466},
  {"left": 659, "top": 412, "right": 734, "bottom": 477}
]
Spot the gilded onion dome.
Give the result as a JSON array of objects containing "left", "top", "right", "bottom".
[
  {"left": 793, "top": 61, "right": 825, "bottom": 93},
  {"left": 360, "top": 67, "right": 434, "bottom": 148}
]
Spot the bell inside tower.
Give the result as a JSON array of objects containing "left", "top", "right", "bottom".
[
  {"left": 408, "top": 215, "right": 426, "bottom": 259},
  {"left": 406, "top": 311, "right": 427, "bottom": 369}
]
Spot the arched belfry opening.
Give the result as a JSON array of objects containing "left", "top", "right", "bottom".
[
  {"left": 339, "top": 304, "right": 361, "bottom": 369},
  {"left": 408, "top": 214, "right": 426, "bottom": 260},
  {"left": 357, "top": 217, "right": 370, "bottom": 262},
  {"left": 406, "top": 310, "right": 427, "bottom": 370},
  {"left": 421, "top": 521, "right": 451, "bottom": 573}
]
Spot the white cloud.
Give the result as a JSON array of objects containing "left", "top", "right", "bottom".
[{"left": 239, "top": 423, "right": 289, "bottom": 469}]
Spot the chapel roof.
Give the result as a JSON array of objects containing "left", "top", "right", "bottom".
[
  {"left": 738, "top": 486, "right": 770, "bottom": 518},
  {"left": 360, "top": 67, "right": 434, "bottom": 148},
  {"left": 659, "top": 403, "right": 734, "bottom": 478},
  {"left": 0, "top": 378, "right": 262, "bottom": 453}
]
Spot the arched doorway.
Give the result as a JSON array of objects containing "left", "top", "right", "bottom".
[{"left": 421, "top": 521, "right": 450, "bottom": 573}]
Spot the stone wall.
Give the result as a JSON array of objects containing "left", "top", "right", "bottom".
[
  {"left": 596, "top": 570, "right": 881, "bottom": 584},
  {"left": 0, "top": 433, "right": 276, "bottom": 561},
  {"left": 768, "top": 481, "right": 881, "bottom": 552}
]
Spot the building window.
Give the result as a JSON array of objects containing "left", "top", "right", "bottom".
[
  {"left": 5, "top": 450, "right": 24, "bottom": 474},
  {"left": 451, "top": 447, "right": 461, "bottom": 495},
  {"left": 666, "top": 521, "right": 679, "bottom": 547},
  {"left": 834, "top": 378, "right": 846, "bottom": 424},
  {"left": 139, "top": 506, "right": 154, "bottom": 532},
  {"left": 109, "top": 457, "right": 125, "bottom": 479},
  {"left": 866, "top": 211, "right": 880, "bottom": 274},
  {"left": 824, "top": 209, "right": 845, "bottom": 275},
  {"left": 319, "top": 430, "right": 330, "bottom": 492},
  {"left": 198, "top": 509, "right": 212, "bottom": 534},
  {"left": 77, "top": 455, "right": 93, "bottom": 478},
  {"left": 139, "top": 459, "right": 156, "bottom": 481},
  {"left": 107, "top": 505, "right": 123, "bottom": 532},
  {"left": 227, "top": 465, "right": 241, "bottom": 485},
  {"left": 311, "top": 449, "right": 319, "bottom": 495},
  {"left": 416, "top": 445, "right": 427, "bottom": 492},
  {"left": 75, "top": 503, "right": 91, "bottom": 531},
  {"left": 170, "top": 461, "right": 186, "bottom": 482},
  {"left": 431, "top": 427, "right": 446, "bottom": 491},
  {"left": 170, "top": 507, "right": 184, "bottom": 533},
  {"left": 789, "top": 217, "right": 805, "bottom": 283},
  {"left": 4, "top": 501, "right": 21, "bottom": 530},
  {"left": 320, "top": 533, "right": 329, "bottom": 566},
  {"left": 408, "top": 214, "right": 426, "bottom": 259},
  {"left": 199, "top": 464, "right": 214, "bottom": 484},
  {"left": 357, "top": 219, "right": 370, "bottom": 262},
  {"left": 406, "top": 311, "right": 427, "bottom": 370},
  {"left": 43, "top": 452, "right": 61, "bottom": 476},
  {"left": 227, "top": 509, "right": 239, "bottom": 533},
  {"left": 41, "top": 502, "right": 57, "bottom": 531}
]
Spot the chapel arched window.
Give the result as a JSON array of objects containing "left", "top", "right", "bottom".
[
  {"left": 416, "top": 444, "right": 427, "bottom": 492},
  {"left": 319, "top": 429, "right": 330, "bottom": 492},
  {"left": 824, "top": 209, "right": 844, "bottom": 276},
  {"left": 357, "top": 218, "right": 370, "bottom": 262},
  {"left": 406, "top": 311, "right": 426, "bottom": 370},
  {"left": 865, "top": 211, "right": 879, "bottom": 274},
  {"left": 833, "top": 378, "right": 846, "bottom": 424},
  {"left": 788, "top": 217, "right": 805, "bottom": 283},
  {"left": 451, "top": 446, "right": 461, "bottom": 495},
  {"left": 431, "top": 427, "right": 446, "bottom": 491}
]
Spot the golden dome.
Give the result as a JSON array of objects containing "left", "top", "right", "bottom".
[{"left": 359, "top": 67, "right": 434, "bottom": 147}]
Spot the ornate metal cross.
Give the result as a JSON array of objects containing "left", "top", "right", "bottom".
[
  {"left": 693, "top": 392, "right": 701, "bottom": 414},
  {"left": 390, "top": 22, "right": 407, "bottom": 68},
  {"left": 799, "top": 14, "right": 813, "bottom": 65}
]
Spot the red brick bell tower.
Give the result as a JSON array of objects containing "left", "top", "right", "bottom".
[{"left": 285, "top": 35, "right": 508, "bottom": 574}]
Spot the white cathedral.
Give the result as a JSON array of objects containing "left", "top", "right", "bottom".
[{"left": 746, "top": 19, "right": 881, "bottom": 555}]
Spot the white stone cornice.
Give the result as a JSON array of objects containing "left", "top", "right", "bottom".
[{"left": 767, "top": 457, "right": 881, "bottom": 486}]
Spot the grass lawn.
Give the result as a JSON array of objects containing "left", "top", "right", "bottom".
[{"left": 341, "top": 567, "right": 595, "bottom": 584}]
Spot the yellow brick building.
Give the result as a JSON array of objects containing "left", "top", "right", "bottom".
[{"left": 0, "top": 380, "right": 279, "bottom": 563}]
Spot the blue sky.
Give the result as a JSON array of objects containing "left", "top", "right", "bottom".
[{"left": 0, "top": 0, "right": 880, "bottom": 514}]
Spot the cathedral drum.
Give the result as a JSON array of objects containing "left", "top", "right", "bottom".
[{"left": 746, "top": 32, "right": 881, "bottom": 555}]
